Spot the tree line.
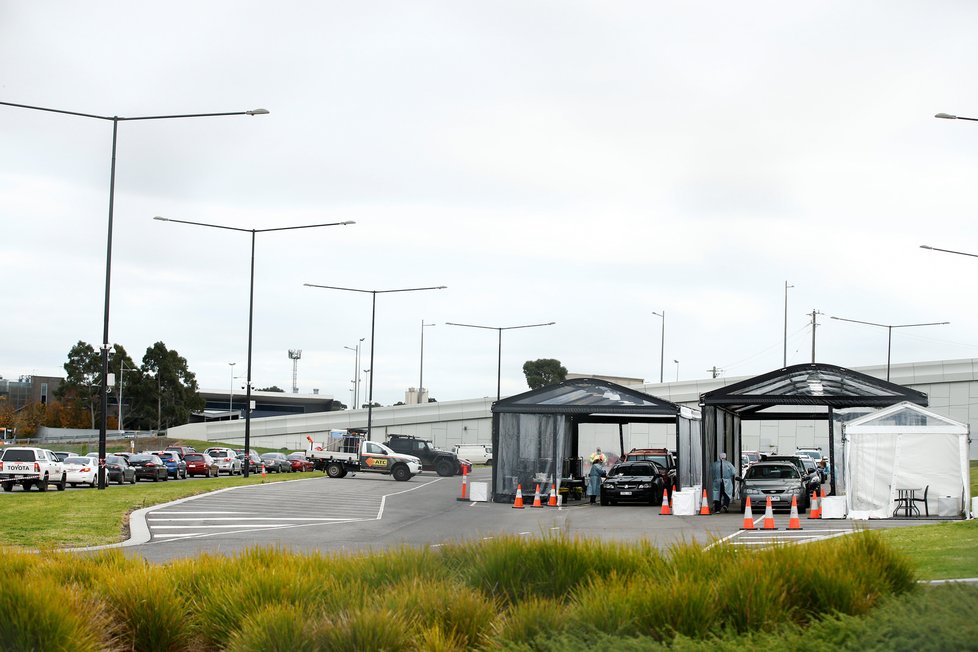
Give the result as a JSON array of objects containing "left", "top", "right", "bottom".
[{"left": 0, "top": 341, "right": 204, "bottom": 437}]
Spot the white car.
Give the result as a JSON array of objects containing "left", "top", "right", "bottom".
[
  {"left": 63, "top": 456, "right": 98, "bottom": 488},
  {"left": 206, "top": 448, "right": 242, "bottom": 475}
]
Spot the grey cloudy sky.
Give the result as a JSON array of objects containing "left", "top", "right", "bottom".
[{"left": 2, "top": 2, "right": 978, "bottom": 406}]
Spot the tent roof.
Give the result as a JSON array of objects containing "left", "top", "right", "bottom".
[
  {"left": 699, "top": 363, "right": 928, "bottom": 415},
  {"left": 492, "top": 377, "right": 692, "bottom": 418},
  {"left": 844, "top": 401, "right": 969, "bottom": 433}
]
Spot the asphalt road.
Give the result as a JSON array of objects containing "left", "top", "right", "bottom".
[{"left": 110, "top": 467, "right": 934, "bottom": 563}]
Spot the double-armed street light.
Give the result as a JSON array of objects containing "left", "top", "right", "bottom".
[
  {"left": 829, "top": 316, "right": 949, "bottom": 381},
  {"left": 0, "top": 100, "right": 269, "bottom": 488},
  {"left": 304, "top": 284, "right": 447, "bottom": 439},
  {"left": 445, "top": 321, "right": 556, "bottom": 401},
  {"left": 156, "top": 217, "right": 354, "bottom": 475}
]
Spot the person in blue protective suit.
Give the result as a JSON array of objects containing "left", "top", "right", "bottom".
[{"left": 711, "top": 453, "right": 738, "bottom": 513}]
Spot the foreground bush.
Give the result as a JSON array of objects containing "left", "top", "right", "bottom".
[{"left": 0, "top": 532, "right": 920, "bottom": 651}]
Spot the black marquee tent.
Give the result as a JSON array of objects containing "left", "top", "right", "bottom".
[
  {"left": 699, "top": 362, "right": 928, "bottom": 497},
  {"left": 491, "top": 378, "right": 701, "bottom": 503}
]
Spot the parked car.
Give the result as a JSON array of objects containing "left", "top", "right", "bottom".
[
  {"left": 453, "top": 444, "right": 492, "bottom": 465},
  {"left": 0, "top": 447, "right": 67, "bottom": 492},
  {"left": 128, "top": 454, "right": 169, "bottom": 482},
  {"left": 63, "top": 456, "right": 98, "bottom": 488},
  {"left": 148, "top": 451, "right": 188, "bottom": 479},
  {"left": 183, "top": 452, "right": 219, "bottom": 478},
  {"left": 52, "top": 451, "right": 74, "bottom": 462},
  {"left": 739, "top": 461, "right": 808, "bottom": 512},
  {"left": 242, "top": 452, "right": 263, "bottom": 473},
  {"left": 207, "top": 448, "right": 242, "bottom": 475},
  {"left": 764, "top": 455, "right": 821, "bottom": 498},
  {"left": 286, "top": 452, "right": 315, "bottom": 472},
  {"left": 600, "top": 460, "right": 668, "bottom": 506},
  {"left": 165, "top": 445, "right": 197, "bottom": 457},
  {"left": 619, "top": 448, "right": 679, "bottom": 491},
  {"left": 105, "top": 454, "right": 136, "bottom": 484},
  {"left": 260, "top": 452, "right": 291, "bottom": 473},
  {"left": 795, "top": 448, "right": 825, "bottom": 464},
  {"left": 384, "top": 434, "right": 470, "bottom": 476}
]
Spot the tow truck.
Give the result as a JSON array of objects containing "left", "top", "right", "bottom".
[{"left": 308, "top": 432, "right": 421, "bottom": 481}]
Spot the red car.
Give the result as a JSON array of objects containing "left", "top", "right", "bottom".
[
  {"left": 183, "top": 452, "right": 219, "bottom": 478},
  {"left": 287, "top": 452, "right": 315, "bottom": 472}
]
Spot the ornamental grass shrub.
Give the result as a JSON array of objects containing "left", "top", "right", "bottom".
[{"left": 0, "top": 530, "right": 920, "bottom": 651}]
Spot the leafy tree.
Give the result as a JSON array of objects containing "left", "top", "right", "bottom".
[
  {"left": 128, "top": 342, "right": 204, "bottom": 431},
  {"left": 56, "top": 341, "right": 101, "bottom": 428},
  {"left": 522, "top": 358, "right": 568, "bottom": 390}
]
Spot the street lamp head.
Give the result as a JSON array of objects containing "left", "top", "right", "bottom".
[
  {"left": 934, "top": 113, "right": 957, "bottom": 119},
  {"left": 153, "top": 216, "right": 169, "bottom": 222},
  {"left": 246, "top": 108, "right": 270, "bottom": 115}
]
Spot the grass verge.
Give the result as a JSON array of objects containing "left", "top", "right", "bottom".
[{"left": 0, "top": 471, "right": 315, "bottom": 548}]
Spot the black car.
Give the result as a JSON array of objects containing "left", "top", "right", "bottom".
[
  {"left": 105, "top": 455, "right": 136, "bottom": 484},
  {"left": 600, "top": 461, "right": 668, "bottom": 506},
  {"left": 128, "top": 454, "right": 169, "bottom": 482}
]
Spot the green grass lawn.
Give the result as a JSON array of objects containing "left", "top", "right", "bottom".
[{"left": 0, "top": 471, "right": 314, "bottom": 548}]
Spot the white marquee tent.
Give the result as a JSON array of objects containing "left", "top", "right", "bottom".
[{"left": 843, "top": 402, "right": 971, "bottom": 519}]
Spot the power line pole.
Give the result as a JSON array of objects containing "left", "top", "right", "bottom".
[{"left": 810, "top": 309, "right": 823, "bottom": 363}]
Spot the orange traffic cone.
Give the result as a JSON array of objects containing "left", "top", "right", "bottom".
[
  {"left": 530, "top": 484, "right": 543, "bottom": 508},
  {"left": 808, "top": 490, "right": 820, "bottom": 519},
  {"left": 261, "top": 463, "right": 266, "bottom": 479},
  {"left": 786, "top": 494, "right": 803, "bottom": 530},
  {"left": 762, "top": 496, "right": 777, "bottom": 530},
  {"left": 659, "top": 488, "right": 671, "bottom": 515},
  {"left": 512, "top": 484, "right": 525, "bottom": 509},
  {"left": 699, "top": 488, "right": 711, "bottom": 515},
  {"left": 740, "top": 496, "right": 755, "bottom": 530},
  {"left": 456, "top": 465, "right": 469, "bottom": 501},
  {"left": 547, "top": 485, "right": 558, "bottom": 507}
]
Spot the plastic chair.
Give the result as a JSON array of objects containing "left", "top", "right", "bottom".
[{"left": 910, "top": 485, "right": 929, "bottom": 516}]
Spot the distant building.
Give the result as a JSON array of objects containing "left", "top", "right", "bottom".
[
  {"left": 193, "top": 387, "right": 338, "bottom": 422},
  {"left": 0, "top": 375, "right": 61, "bottom": 411}
]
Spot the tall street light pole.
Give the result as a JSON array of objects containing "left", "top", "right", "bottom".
[
  {"left": 304, "top": 284, "right": 447, "bottom": 439},
  {"left": 344, "top": 345, "right": 358, "bottom": 408},
  {"left": 445, "top": 321, "right": 556, "bottom": 401},
  {"left": 156, "top": 217, "right": 354, "bottom": 475},
  {"left": 1, "top": 100, "right": 268, "bottom": 488},
  {"left": 652, "top": 311, "right": 665, "bottom": 383},
  {"left": 783, "top": 281, "right": 794, "bottom": 367},
  {"left": 419, "top": 321, "right": 436, "bottom": 404},
  {"left": 674, "top": 359, "right": 680, "bottom": 382},
  {"left": 829, "top": 316, "right": 949, "bottom": 381},
  {"left": 228, "top": 362, "right": 237, "bottom": 418}
]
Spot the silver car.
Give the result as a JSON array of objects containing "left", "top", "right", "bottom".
[
  {"left": 739, "top": 461, "right": 807, "bottom": 513},
  {"left": 206, "top": 448, "right": 242, "bottom": 475}
]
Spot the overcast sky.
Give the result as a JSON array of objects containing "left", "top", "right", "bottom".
[{"left": 2, "top": 2, "right": 978, "bottom": 407}]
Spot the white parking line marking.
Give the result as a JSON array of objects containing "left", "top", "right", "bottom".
[{"left": 147, "top": 517, "right": 352, "bottom": 522}]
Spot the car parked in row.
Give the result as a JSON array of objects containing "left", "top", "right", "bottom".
[
  {"left": 764, "top": 454, "right": 821, "bottom": 499},
  {"left": 206, "top": 448, "right": 242, "bottom": 475},
  {"left": 149, "top": 451, "right": 188, "bottom": 479},
  {"left": 62, "top": 456, "right": 98, "bottom": 488},
  {"left": 183, "top": 452, "right": 219, "bottom": 477},
  {"left": 287, "top": 452, "right": 315, "bottom": 472},
  {"left": 128, "top": 454, "right": 169, "bottom": 482},
  {"left": 105, "top": 454, "right": 136, "bottom": 484},
  {"left": 260, "top": 452, "right": 291, "bottom": 473}
]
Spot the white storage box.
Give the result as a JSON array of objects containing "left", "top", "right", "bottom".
[
  {"left": 819, "top": 496, "right": 847, "bottom": 519},
  {"left": 671, "top": 490, "right": 697, "bottom": 516},
  {"left": 469, "top": 482, "right": 488, "bottom": 502}
]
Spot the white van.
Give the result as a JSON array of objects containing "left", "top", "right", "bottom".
[{"left": 453, "top": 444, "right": 492, "bottom": 465}]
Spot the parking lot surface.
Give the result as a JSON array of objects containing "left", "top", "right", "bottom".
[{"left": 102, "top": 467, "right": 940, "bottom": 563}]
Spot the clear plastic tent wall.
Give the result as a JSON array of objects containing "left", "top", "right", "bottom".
[{"left": 843, "top": 402, "right": 970, "bottom": 519}]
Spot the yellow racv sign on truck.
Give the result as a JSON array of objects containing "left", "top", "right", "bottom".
[{"left": 307, "top": 432, "right": 421, "bottom": 481}]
